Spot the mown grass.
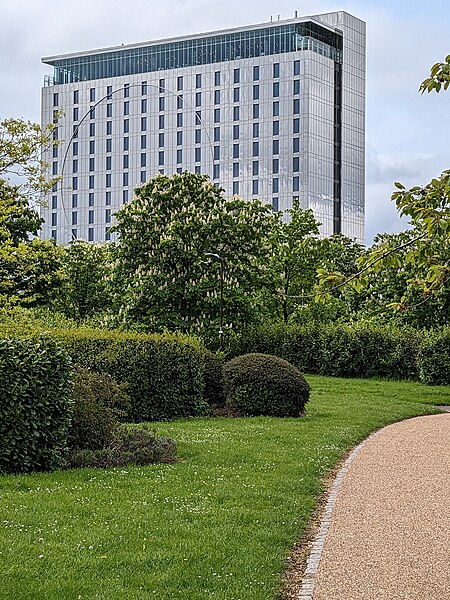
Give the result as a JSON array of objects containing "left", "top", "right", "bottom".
[{"left": 1, "top": 375, "right": 448, "bottom": 600}]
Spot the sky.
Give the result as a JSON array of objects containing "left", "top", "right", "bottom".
[{"left": 0, "top": 0, "right": 449, "bottom": 245}]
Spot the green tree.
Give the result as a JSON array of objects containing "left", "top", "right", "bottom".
[
  {"left": 109, "top": 172, "right": 275, "bottom": 336},
  {"left": 53, "top": 240, "right": 112, "bottom": 322}
]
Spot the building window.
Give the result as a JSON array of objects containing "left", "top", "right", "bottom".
[
  {"left": 294, "top": 80, "right": 300, "bottom": 95},
  {"left": 88, "top": 140, "right": 94, "bottom": 155},
  {"left": 53, "top": 161, "right": 58, "bottom": 175},
  {"left": 72, "top": 177, "right": 78, "bottom": 191},
  {"left": 214, "top": 108, "right": 220, "bottom": 123},
  {"left": 293, "top": 156, "right": 300, "bottom": 172},
  {"left": 293, "top": 138, "right": 300, "bottom": 153},
  {"left": 72, "top": 141, "right": 78, "bottom": 155},
  {"left": 53, "top": 146, "right": 58, "bottom": 159},
  {"left": 214, "top": 127, "right": 220, "bottom": 142},
  {"left": 142, "top": 81, "right": 147, "bottom": 95},
  {"left": 252, "top": 180, "right": 259, "bottom": 195},
  {"left": 107, "top": 85, "right": 112, "bottom": 99},
  {"left": 123, "top": 172, "right": 129, "bottom": 187},
  {"left": 273, "top": 102, "right": 279, "bottom": 117},
  {"left": 253, "top": 104, "right": 259, "bottom": 119},
  {"left": 273, "top": 82, "right": 280, "bottom": 97},
  {"left": 253, "top": 161, "right": 259, "bottom": 176},
  {"left": 123, "top": 155, "right": 129, "bottom": 169},
  {"left": 176, "top": 149, "right": 182, "bottom": 164},
  {"left": 195, "top": 147, "right": 201, "bottom": 162},
  {"left": 123, "top": 190, "right": 128, "bottom": 203},
  {"left": 73, "top": 90, "right": 79, "bottom": 104},
  {"left": 177, "top": 113, "right": 183, "bottom": 127},
  {"left": 233, "top": 181, "right": 239, "bottom": 195},
  {"left": 73, "top": 107, "right": 79, "bottom": 121},
  {"left": 106, "top": 191, "right": 111, "bottom": 205},
  {"left": 72, "top": 194, "right": 78, "bottom": 208},
  {"left": 159, "top": 96, "right": 165, "bottom": 111},
  {"left": 233, "top": 106, "right": 239, "bottom": 121},
  {"left": 72, "top": 125, "right": 78, "bottom": 139},
  {"left": 177, "top": 95, "right": 183, "bottom": 109},
  {"left": 273, "top": 139, "right": 280, "bottom": 154},
  {"left": 177, "top": 131, "right": 183, "bottom": 146},
  {"left": 294, "top": 60, "right": 300, "bottom": 76},
  {"left": 107, "top": 104, "right": 112, "bottom": 118},
  {"left": 233, "top": 124, "right": 239, "bottom": 140},
  {"left": 72, "top": 212, "right": 77, "bottom": 226},
  {"left": 273, "top": 159, "right": 279, "bottom": 174},
  {"left": 106, "top": 174, "right": 111, "bottom": 188},
  {"left": 124, "top": 83, "right": 130, "bottom": 97},
  {"left": 273, "top": 121, "right": 280, "bottom": 136},
  {"left": 293, "top": 118, "right": 300, "bottom": 134},
  {"left": 105, "top": 209, "right": 111, "bottom": 224},
  {"left": 195, "top": 129, "right": 201, "bottom": 144},
  {"left": 233, "top": 144, "right": 239, "bottom": 159},
  {"left": 51, "top": 196, "right": 57, "bottom": 210},
  {"left": 252, "top": 122, "right": 259, "bottom": 138},
  {"left": 253, "top": 65, "right": 259, "bottom": 80},
  {"left": 106, "top": 156, "right": 112, "bottom": 170},
  {"left": 213, "top": 164, "right": 220, "bottom": 179},
  {"left": 293, "top": 177, "right": 300, "bottom": 192},
  {"left": 177, "top": 76, "right": 183, "bottom": 91},
  {"left": 53, "top": 93, "right": 58, "bottom": 107},
  {"left": 89, "top": 123, "right": 95, "bottom": 136},
  {"left": 51, "top": 212, "right": 57, "bottom": 227},
  {"left": 272, "top": 197, "right": 279, "bottom": 212},
  {"left": 159, "top": 133, "right": 164, "bottom": 147},
  {"left": 233, "top": 163, "right": 239, "bottom": 177},
  {"left": 234, "top": 88, "right": 240, "bottom": 103},
  {"left": 88, "top": 228, "right": 94, "bottom": 242},
  {"left": 141, "top": 135, "right": 147, "bottom": 149},
  {"left": 123, "top": 119, "right": 129, "bottom": 134},
  {"left": 106, "top": 138, "right": 112, "bottom": 153},
  {"left": 214, "top": 90, "right": 220, "bottom": 104},
  {"left": 72, "top": 229, "right": 77, "bottom": 239},
  {"left": 159, "top": 78, "right": 165, "bottom": 92},
  {"left": 253, "top": 85, "right": 259, "bottom": 101},
  {"left": 273, "top": 63, "right": 280, "bottom": 78},
  {"left": 158, "top": 151, "right": 164, "bottom": 166},
  {"left": 195, "top": 110, "right": 201, "bottom": 125},
  {"left": 141, "top": 99, "right": 147, "bottom": 112},
  {"left": 273, "top": 178, "right": 279, "bottom": 193},
  {"left": 90, "top": 88, "right": 95, "bottom": 102},
  {"left": 159, "top": 115, "right": 164, "bottom": 129},
  {"left": 293, "top": 99, "right": 300, "bottom": 114},
  {"left": 253, "top": 141, "right": 259, "bottom": 157},
  {"left": 53, "top": 127, "right": 58, "bottom": 141},
  {"left": 106, "top": 121, "right": 112, "bottom": 135},
  {"left": 141, "top": 117, "right": 147, "bottom": 131},
  {"left": 105, "top": 229, "right": 111, "bottom": 241},
  {"left": 213, "top": 146, "right": 220, "bottom": 160},
  {"left": 195, "top": 92, "right": 201, "bottom": 107},
  {"left": 214, "top": 71, "right": 220, "bottom": 86},
  {"left": 140, "top": 171, "right": 146, "bottom": 183},
  {"left": 90, "top": 106, "right": 95, "bottom": 119},
  {"left": 196, "top": 73, "right": 202, "bottom": 88},
  {"left": 89, "top": 157, "right": 95, "bottom": 171},
  {"left": 51, "top": 230, "right": 57, "bottom": 241},
  {"left": 234, "top": 68, "right": 240, "bottom": 84},
  {"left": 89, "top": 193, "right": 94, "bottom": 207},
  {"left": 89, "top": 175, "right": 95, "bottom": 189}
]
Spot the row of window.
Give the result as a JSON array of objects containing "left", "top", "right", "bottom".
[{"left": 52, "top": 60, "right": 302, "bottom": 106}]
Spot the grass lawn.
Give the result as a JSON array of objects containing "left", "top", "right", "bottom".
[{"left": 1, "top": 375, "right": 449, "bottom": 600}]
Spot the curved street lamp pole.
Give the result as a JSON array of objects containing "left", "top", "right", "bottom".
[{"left": 205, "top": 252, "right": 224, "bottom": 349}]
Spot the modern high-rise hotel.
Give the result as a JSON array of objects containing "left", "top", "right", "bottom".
[{"left": 41, "top": 11, "right": 365, "bottom": 245}]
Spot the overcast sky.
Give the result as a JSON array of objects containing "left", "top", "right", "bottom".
[{"left": 0, "top": 0, "right": 449, "bottom": 244}]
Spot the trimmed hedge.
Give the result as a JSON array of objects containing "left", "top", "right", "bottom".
[
  {"left": 50, "top": 328, "right": 209, "bottom": 422},
  {"left": 417, "top": 327, "right": 450, "bottom": 385},
  {"left": 0, "top": 336, "right": 72, "bottom": 474},
  {"left": 223, "top": 353, "right": 310, "bottom": 417},
  {"left": 229, "top": 323, "right": 421, "bottom": 381}
]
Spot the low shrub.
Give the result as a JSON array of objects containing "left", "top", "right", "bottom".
[
  {"left": 0, "top": 335, "right": 72, "bottom": 474},
  {"left": 223, "top": 353, "right": 310, "bottom": 417},
  {"left": 67, "top": 425, "right": 177, "bottom": 468},
  {"left": 51, "top": 328, "right": 209, "bottom": 422},
  {"left": 202, "top": 349, "right": 225, "bottom": 407},
  {"left": 69, "top": 367, "right": 131, "bottom": 450},
  {"left": 417, "top": 327, "right": 450, "bottom": 385}
]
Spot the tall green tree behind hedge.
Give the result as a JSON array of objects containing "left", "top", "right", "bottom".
[{"left": 110, "top": 172, "right": 275, "bottom": 335}]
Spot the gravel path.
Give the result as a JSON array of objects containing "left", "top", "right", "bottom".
[{"left": 310, "top": 414, "right": 450, "bottom": 600}]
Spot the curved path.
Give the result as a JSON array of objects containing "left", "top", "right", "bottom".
[{"left": 301, "top": 413, "right": 450, "bottom": 600}]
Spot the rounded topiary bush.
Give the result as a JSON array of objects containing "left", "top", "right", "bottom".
[{"left": 223, "top": 353, "right": 310, "bottom": 417}]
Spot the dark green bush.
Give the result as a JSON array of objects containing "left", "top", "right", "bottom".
[
  {"left": 69, "top": 367, "right": 131, "bottom": 450},
  {"left": 417, "top": 327, "right": 450, "bottom": 385},
  {"left": 51, "top": 328, "right": 209, "bottom": 422},
  {"left": 223, "top": 353, "right": 310, "bottom": 417},
  {"left": 202, "top": 349, "right": 224, "bottom": 407},
  {"left": 0, "top": 336, "right": 72, "bottom": 474},
  {"left": 67, "top": 425, "right": 176, "bottom": 468}
]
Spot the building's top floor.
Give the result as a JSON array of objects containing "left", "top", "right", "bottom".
[{"left": 41, "top": 12, "right": 359, "bottom": 86}]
